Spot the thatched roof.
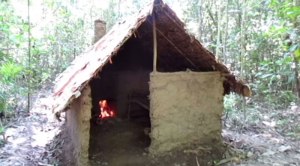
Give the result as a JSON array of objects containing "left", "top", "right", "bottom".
[{"left": 52, "top": 0, "right": 249, "bottom": 116}]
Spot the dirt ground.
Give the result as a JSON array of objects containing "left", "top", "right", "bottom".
[
  {"left": 89, "top": 118, "right": 151, "bottom": 166},
  {"left": 221, "top": 104, "right": 300, "bottom": 166},
  {"left": 0, "top": 92, "right": 300, "bottom": 165},
  {"left": 87, "top": 118, "right": 222, "bottom": 166},
  {"left": 0, "top": 87, "right": 64, "bottom": 165}
]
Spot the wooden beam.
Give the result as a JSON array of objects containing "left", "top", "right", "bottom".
[
  {"left": 155, "top": 27, "right": 198, "bottom": 68},
  {"left": 152, "top": 14, "right": 158, "bottom": 72}
]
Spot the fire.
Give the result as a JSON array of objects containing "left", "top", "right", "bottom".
[{"left": 99, "top": 100, "right": 116, "bottom": 119}]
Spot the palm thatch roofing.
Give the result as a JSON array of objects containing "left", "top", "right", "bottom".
[{"left": 52, "top": 0, "right": 248, "bottom": 116}]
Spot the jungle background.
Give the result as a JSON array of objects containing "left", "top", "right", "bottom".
[{"left": 0, "top": 0, "right": 300, "bottom": 165}]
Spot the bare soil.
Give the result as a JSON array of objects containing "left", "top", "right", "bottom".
[
  {"left": 88, "top": 118, "right": 222, "bottom": 166},
  {"left": 89, "top": 118, "right": 151, "bottom": 166},
  {"left": 0, "top": 87, "right": 63, "bottom": 165}
]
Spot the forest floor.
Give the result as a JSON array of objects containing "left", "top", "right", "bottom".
[
  {"left": 0, "top": 89, "right": 299, "bottom": 165},
  {"left": 222, "top": 103, "right": 300, "bottom": 166},
  {"left": 0, "top": 85, "right": 64, "bottom": 165}
]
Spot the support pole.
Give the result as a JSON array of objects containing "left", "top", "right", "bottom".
[{"left": 152, "top": 14, "right": 157, "bottom": 72}]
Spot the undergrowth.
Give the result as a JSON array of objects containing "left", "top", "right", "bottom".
[{"left": 224, "top": 92, "right": 300, "bottom": 140}]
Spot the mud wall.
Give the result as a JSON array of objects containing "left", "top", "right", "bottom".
[
  {"left": 67, "top": 85, "right": 92, "bottom": 166},
  {"left": 149, "top": 72, "right": 224, "bottom": 154}
]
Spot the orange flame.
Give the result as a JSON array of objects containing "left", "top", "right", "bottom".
[{"left": 99, "top": 100, "right": 116, "bottom": 119}]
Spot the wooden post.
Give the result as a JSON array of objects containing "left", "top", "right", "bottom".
[{"left": 152, "top": 14, "right": 157, "bottom": 72}]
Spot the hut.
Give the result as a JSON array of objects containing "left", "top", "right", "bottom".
[{"left": 52, "top": 0, "right": 249, "bottom": 165}]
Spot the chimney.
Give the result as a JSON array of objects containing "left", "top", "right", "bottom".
[{"left": 92, "top": 19, "right": 106, "bottom": 44}]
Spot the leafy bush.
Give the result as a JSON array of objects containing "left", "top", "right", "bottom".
[
  {"left": 0, "top": 62, "right": 23, "bottom": 83},
  {"left": 0, "top": 92, "right": 6, "bottom": 115},
  {"left": 224, "top": 94, "right": 242, "bottom": 114}
]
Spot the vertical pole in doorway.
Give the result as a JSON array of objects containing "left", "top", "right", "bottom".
[{"left": 152, "top": 13, "right": 157, "bottom": 72}]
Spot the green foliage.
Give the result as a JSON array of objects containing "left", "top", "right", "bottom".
[
  {"left": 0, "top": 1, "right": 27, "bottom": 116},
  {"left": 224, "top": 94, "right": 241, "bottom": 113},
  {"left": 0, "top": 62, "right": 23, "bottom": 82},
  {"left": 295, "top": 49, "right": 300, "bottom": 61},
  {"left": 181, "top": 0, "right": 300, "bottom": 107},
  {"left": 270, "top": 0, "right": 300, "bottom": 21},
  {"left": 0, "top": 0, "right": 129, "bottom": 118},
  {"left": 0, "top": 93, "right": 6, "bottom": 114},
  {"left": 252, "top": 54, "right": 297, "bottom": 107},
  {"left": 0, "top": 123, "right": 4, "bottom": 135},
  {"left": 0, "top": 121, "right": 6, "bottom": 146},
  {"left": 0, "top": 61, "right": 23, "bottom": 114}
]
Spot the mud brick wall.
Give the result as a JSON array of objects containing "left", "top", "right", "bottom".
[
  {"left": 149, "top": 72, "right": 224, "bottom": 154},
  {"left": 67, "top": 85, "right": 92, "bottom": 166}
]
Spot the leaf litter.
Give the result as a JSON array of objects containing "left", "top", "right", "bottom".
[
  {"left": 222, "top": 104, "right": 300, "bottom": 165},
  {"left": 0, "top": 85, "right": 64, "bottom": 166}
]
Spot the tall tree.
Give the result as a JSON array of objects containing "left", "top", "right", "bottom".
[
  {"left": 293, "top": 0, "right": 300, "bottom": 98},
  {"left": 27, "top": 0, "right": 31, "bottom": 112}
]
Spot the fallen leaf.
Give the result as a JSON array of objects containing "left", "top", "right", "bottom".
[
  {"left": 262, "top": 150, "right": 276, "bottom": 156},
  {"left": 278, "top": 145, "right": 291, "bottom": 152}
]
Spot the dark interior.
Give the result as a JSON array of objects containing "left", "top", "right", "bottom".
[
  {"left": 89, "top": 34, "right": 153, "bottom": 120},
  {"left": 89, "top": 23, "right": 153, "bottom": 165}
]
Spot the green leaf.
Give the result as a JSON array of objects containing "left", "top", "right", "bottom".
[
  {"left": 0, "top": 62, "right": 23, "bottom": 82},
  {"left": 289, "top": 44, "right": 298, "bottom": 52},
  {"left": 260, "top": 73, "right": 274, "bottom": 79},
  {"left": 285, "top": 6, "right": 300, "bottom": 20},
  {"left": 283, "top": 56, "right": 293, "bottom": 63},
  {"left": 295, "top": 49, "right": 300, "bottom": 61}
]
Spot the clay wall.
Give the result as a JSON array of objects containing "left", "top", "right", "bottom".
[
  {"left": 149, "top": 72, "right": 224, "bottom": 154},
  {"left": 66, "top": 86, "right": 92, "bottom": 166}
]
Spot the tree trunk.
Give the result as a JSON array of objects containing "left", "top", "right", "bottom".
[
  {"left": 215, "top": 0, "right": 222, "bottom": 59},
  {"left": 293, "top": 0, "right": 300, "bottom": 98},
  {"left": 294, "top": 59, "right": 300, "bottom": 98},
  {"left": 223, "top": 0, "right": 229, "bottom": 65},
  {"left": 27, "top": 0, "right": 31, "bottom": 113},
  {"left": 240, "top": 0, "right": 246, "bottom": 79},
  {"left": 198, "top": 0, "right": 202, "bottom": 41}
]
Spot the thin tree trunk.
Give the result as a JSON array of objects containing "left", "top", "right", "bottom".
[
  {"left": 198, "top": 0, "right": 203, "bottom": 41},
  {"left": 216, "top": 0, "right": 222, "bottom": 59},
  {"left": 240, "top": 0, "right": 246, "bottom": 79},
  {"left": 293, "top": 0, "right": 300, "bottom": 98},
  {"left": 293, "top": 59, "right": 300, "bottom": 98},
  {"left": 223, "top": 0, "right": 229, "bottom": 64},
  {"left": 27, "top": 0, "right": 31, "bottom": 113}
]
